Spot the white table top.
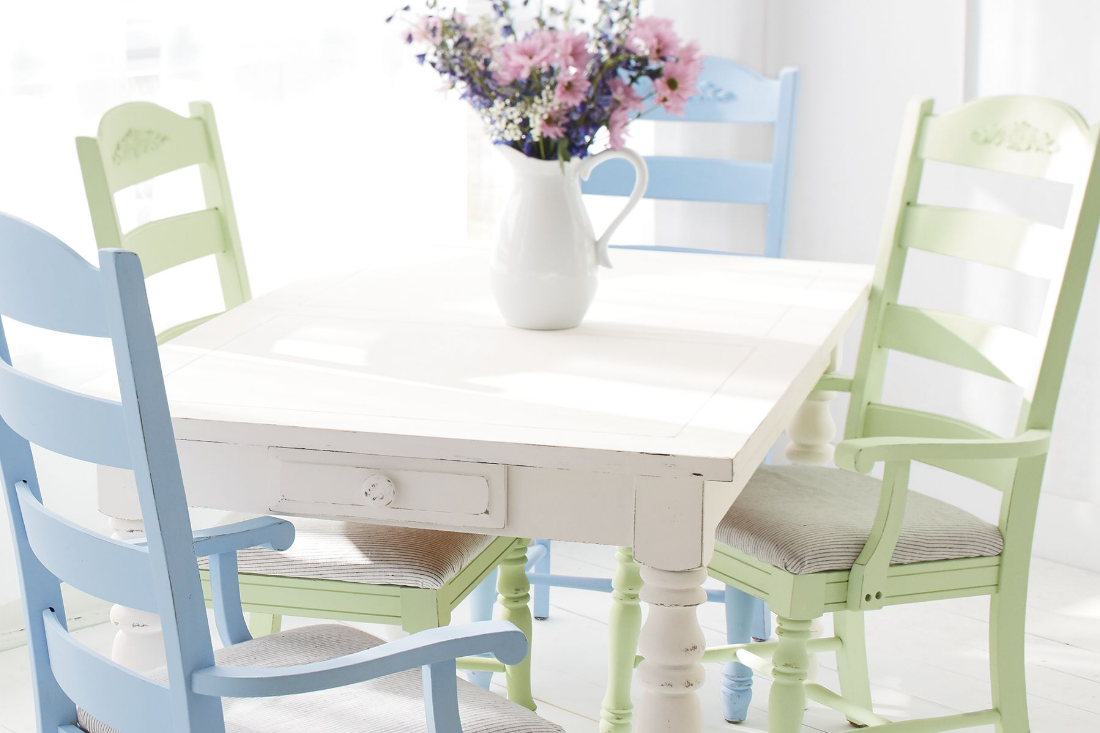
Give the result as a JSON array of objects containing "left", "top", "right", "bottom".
[{"left": 96, "top": 245, "right": 872, "bottom": 481}]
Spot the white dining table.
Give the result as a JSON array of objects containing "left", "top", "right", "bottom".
[{"left": 94, "top": 243, "right": 872, "bottom": 733}]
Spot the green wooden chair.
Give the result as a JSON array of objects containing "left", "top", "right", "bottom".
[
  {"left": 692, "top": 95, "right": 1100, "bottom": 731},
  {"left": 76, "top": 100, "right": 534, "bottom": 708}
]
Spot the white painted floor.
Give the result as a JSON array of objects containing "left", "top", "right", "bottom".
[{"left": 1, "top": 541, "right": 1099, "bottom": 732}]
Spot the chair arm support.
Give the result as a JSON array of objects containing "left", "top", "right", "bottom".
[
  {"left": 191, "top": 621, "right": 528, "bottom": 698},
  {"left": 834, "top": 429, "right": 1051, "bottom": 474},
  {"left": 191, "top": 516, "right": 296, "bottom": 557},
  {"left": 190, "top": 517, "right": 294, "bottom": 647},
  {"left": 846, "top": 461, "right": 911, "bottom": 611},
  {"left": 207, "top": 552, "right": 252, "bottom": 647},
  {"left": 815, "top": 373, "right": 853, "bottom": 392}
]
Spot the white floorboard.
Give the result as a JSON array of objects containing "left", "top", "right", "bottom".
[{"left": 1, "top": 542, "right": 1098, "bottom": 732}]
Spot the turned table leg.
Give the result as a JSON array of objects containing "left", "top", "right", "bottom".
[
  {"left": 785, "top": 346, "right": 841, "bottom": 467},
  {"left": 635, "top": 565, "right": 708, "bottom": 733},
  {"left": 107, "top": 517, "right": 166, "bottom": 672}
]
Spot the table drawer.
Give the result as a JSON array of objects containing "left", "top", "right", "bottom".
[{"left": 269, "top": 447, "right": 507, "bottom": 529}]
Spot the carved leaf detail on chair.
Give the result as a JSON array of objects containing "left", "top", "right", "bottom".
[
  {"left": 112, "top": 129, "right": 169, "bottom": 165},
  {"left": 695, "top": 80, "right": 737, "bottom": 104},
  {"left": 969, "top": 120, "right": 1060, "bottom": 154}
]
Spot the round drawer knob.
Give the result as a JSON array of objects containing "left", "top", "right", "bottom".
[{"left": 363, "top": 474, "right": 397, "bottom": 507}]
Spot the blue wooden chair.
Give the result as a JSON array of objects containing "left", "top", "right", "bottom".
[
  {"left": 484, "top": 56, "right": 800, "bottom": 724},
  {"left": 582, "top": 55, "right": 799, "bottom": 257},
  {"left": 0, "top": 212, "right": 563, "bottom": 733}
]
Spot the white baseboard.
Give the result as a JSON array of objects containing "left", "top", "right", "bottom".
[{"left": 0, "top": 588, "right": 112, "bottom": 652}]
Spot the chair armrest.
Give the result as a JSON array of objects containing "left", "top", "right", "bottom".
[
  {"left": 816, "top": 373, "right": 854, "bottom": 392},
  {"left": 127, "top": 516, "right": 295, "bottom": 555},
  {"left": 191, "top": 516, "right": 296, "bottom": 557},
  {"left": 191, "top": 621, "right": 527, "bottom": 698},
  {"left": 834, "top": 429, "right": 1051, "bottom": 474}
]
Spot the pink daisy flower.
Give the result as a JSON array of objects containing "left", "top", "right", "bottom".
[
  {"left": 539, "top": 116, "right": 567, "bottom": 140},
  {"left": 558, "top": 30, "right": 593, "bottom": 70},
  {"left": 627, "top": 17, "right": 681, "bottom": 61},
  {"left": 555, "top": 69, "right": 591, "bottom": 107},
  {"left": 608, "top": 107, "right": 631, "bottom": 150},
  {"left": 678, "top": 39, "right": 705, "bottom": 76},
  {"left": 654, "top": 60, "right": 700, "bottom": 116},
  {"left": 407, "top": 14, "right": 442, "bottom": 44},
  {"left": 609, "top": 77, "right": 645, "bottom": 113},
  {"left": 497, "top": 30, "right": 556, "bottom": 83}
]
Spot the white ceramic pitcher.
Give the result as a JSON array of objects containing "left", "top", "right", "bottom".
[{"left": 491, "top": 145, "right": 649, "bottom": 330}]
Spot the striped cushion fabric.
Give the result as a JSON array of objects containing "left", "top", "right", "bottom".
[
  {"left": 716, "top": 466, "right": 1004, "bottom": 575},
  {"left": 78, "top": 624, "right": 562, "bottom": 733},
  {"left": 198, "top": 519, "right": 496, "bottom": 589}
]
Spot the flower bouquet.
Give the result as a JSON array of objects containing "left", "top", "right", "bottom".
[
  {"left": 390, "top": 0, "right": 702, "bottom": 330},
  {"left": 390, "top": 0, "right": 702, "bottom": 161}
]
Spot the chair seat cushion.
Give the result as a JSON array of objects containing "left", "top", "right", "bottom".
[
  {"left": 199, "top": 519, "right": 497, "bottom": 590},
  {"left": 78, "top": 624, "right": 561, "bottom": 733},
  {"left": 715, "top": 466, "right": 1004, "bottom": 575}
]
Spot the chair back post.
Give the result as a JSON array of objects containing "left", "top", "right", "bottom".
[
  {"left": 998, "top": 119, "right": 1100, "bottom": 573},
  {"left": 99, "top": 248, "right": 222, "bottom": 731},
  {"left": 764, "top": 67, "right": 800, "bottom": 258},
  {"left": 0, "top": 314, "right": 75, "bottom": 733},
  {"left": 846, "top": 98, "right": 935, "bottom": 437},
  {"left": 189, "top": 101, "right": 252, "bottom": 307},
  {"left": 76, "top": 136, "right": 124, "bottom": 250},
  {"left": 1024, "top": 124, "right": 1100, "bottom": 434}
]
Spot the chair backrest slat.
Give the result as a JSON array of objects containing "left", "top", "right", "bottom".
[
  {"left": 918, "top": 96, "right": 1095, "bottom": 184},
  {"left": 845, "top": 95, "right": 1100, "bottom": 542},
  {"left": 581, "top": 57, "right": 799, "bottom": 258},
  {"left": 78, "top": 101, "right": 252, "bottom": 340},
  {"left": 583, "top": 157, "right": 772, "bottom": 203},
  {"left": 0, "top": 216, "right": 109, "bottom": 337},
  {"left": 878, "top": 304, "right": 1043, "bottom": 389},
  {"left": 93, "top": 102, "right": 213, "bottom": 192},
  {"left": 0, "top": 212, "right": 223, "bottom": 732},
  {"left": 17, "top": 484, "right": 156, "bottom": 613},
  {"left": 0, "top": 362, "right": 131, "bottom": 469},
  {"left": 43, "top": 610, "right": 170, "bottom": 733},
  {"left": 900, "top": 204, "right": 1068, "bottom": 279},
  {"left": 640, "top": 56, "right": 782, "bottom": 124},
  {"left": 124, "top": 209, "right": 228, "bottom": 278}
]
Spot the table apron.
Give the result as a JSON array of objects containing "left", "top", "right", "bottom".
[{"left": 98, "top": 440, "right": 753, "bottom": 571}]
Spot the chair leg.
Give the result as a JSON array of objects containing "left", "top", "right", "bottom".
[
  {"left": 752, "top": 600, "right": 772, "bottom": 642},
  {"left": 990, "top": 591, "right": 1029, "bottom": 733},
  {"left": 498, "top": 539, "right": 536, "bottom": 711},
  {"left": 721, "top": 586, "right": 756, "bottom": 723},
  {"left": 466, "top": 568, "right": 499, "bottom": 690},
  {"left": 531, "top": 539, "right": 552, "bottom": 620},
  {"left": 600, "top": 547, "right": 643, "bottom": 733},
  {"left": 247, "top": 612, "right": 281, "bottom": 638},
  {"left": 833, "top": 611, "right": 873, "bottom": 727},
  {"left": 769, "top": 616, "right": 813, "bottom": 733}
]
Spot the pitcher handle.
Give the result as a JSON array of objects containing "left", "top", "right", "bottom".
[{"left": 577, "top": 148, "right": 649, "bottom": 268}]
